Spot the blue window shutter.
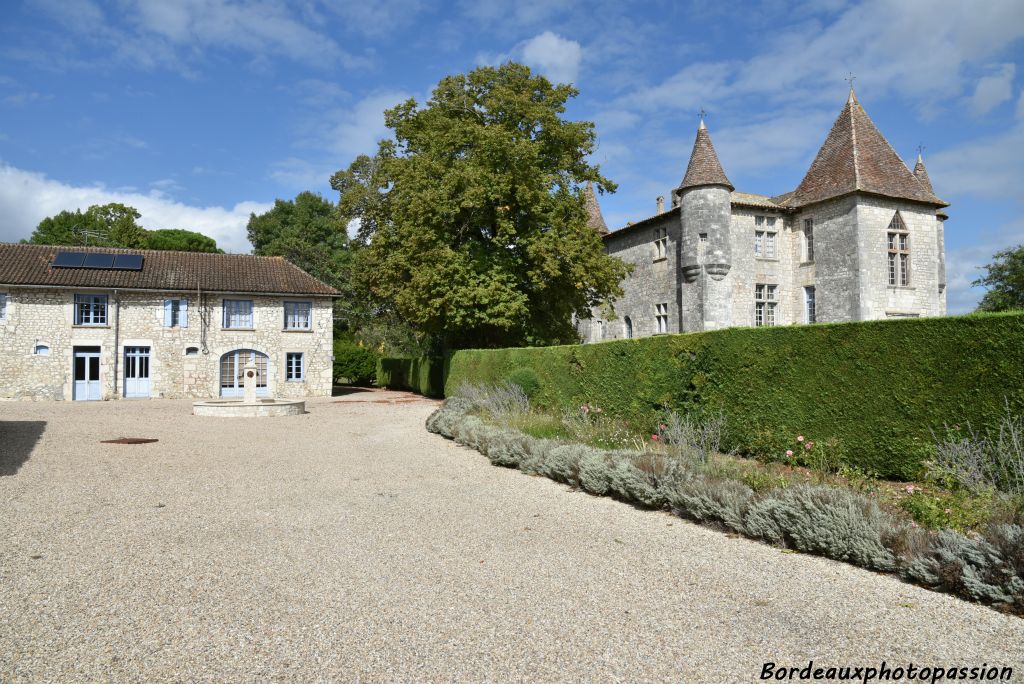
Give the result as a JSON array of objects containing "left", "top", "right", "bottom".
[
  {"left": 180, "top": 299, "right": 188, "bottom": 328},
  {"left": 163, "top": 299, "right": 172, "bottom": 327}
]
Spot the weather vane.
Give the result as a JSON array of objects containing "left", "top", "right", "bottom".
[
  {"left": 845, "top": 72, "right": 856, "bottom": 90},
  {"left": 917, "top": 144, "right": 926, "bottom": 157}
]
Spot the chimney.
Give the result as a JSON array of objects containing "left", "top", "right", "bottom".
[{"left": 656, "top": 196, "right": 665, "bottom": 214}]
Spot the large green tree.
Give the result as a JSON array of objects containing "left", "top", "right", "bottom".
[
  {"left": 144, "top": 229, "right": 222, "bottom": 253},
  {"left": 246, "top": 191, "right": 360, "bottom": 326},
  {"left": 27, "top": 203, "right": 221, "bottom": 252},
  {"left": 331, "top": 62, "right": 629, "bottom": 350},
  {"left": 974, "top": 244, "right": 1024, "bottom": 312},
  {"left": 29, "top": 203, "right": 147, "bottom": 248}
]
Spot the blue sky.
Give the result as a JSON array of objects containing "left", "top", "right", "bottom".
[{"left": 1, "top": 0, "right": 1022, "bottom": 313}]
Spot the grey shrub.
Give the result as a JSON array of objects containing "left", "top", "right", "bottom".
[
  {"left": 578, "top": 450, "right": 612, "bottom": 496},
  {"left": 743, "top": 485, "right": 897, "bottom": 572},
  {"left": 931, "top": 405, "right": 1024, "bottom": 496},
  {"left": 899, "top": 526, "right": 1024, "bottom": 607},
  {"left": 666, "top": 476, "right": 753, "bottom": 533},
  {"left": 606, "top": 451, "right": 665, "bottom": 507}
]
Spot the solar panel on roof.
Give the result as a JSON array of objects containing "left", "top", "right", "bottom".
[
  {"left": 52, "top": 251, "right": 86, "bottom": 268},
  {"left": 112, "top": 254, "right": 144, "bottom": 270},
  {"left": 83, "top": 253, "right": 116, "bottom": 268}
]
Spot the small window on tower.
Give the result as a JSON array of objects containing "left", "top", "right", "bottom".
[
  {"left": 653, "top": 227, "right": 668, "bottom": 260},
  {"left": 803, "top": 219, "right": 815, "bottom": 262},
  {"left": 655, "top": 303, "right": 669, "bottom": 333},
  {"left": 887, "top": 212, "right": 910, "bottom": 286}
]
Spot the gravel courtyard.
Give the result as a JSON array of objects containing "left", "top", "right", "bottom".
[{"left": 2, "top": 392, "right": 1022, "bottom": 682}]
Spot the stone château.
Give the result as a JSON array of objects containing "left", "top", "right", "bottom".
[{"left": 581, "top": 89, "right": 948, "bottom": 342}]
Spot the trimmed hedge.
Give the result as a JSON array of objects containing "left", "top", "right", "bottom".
[
  {"left": 445, "top": 312, "right": 1024, "bottom": 479},
  {"left": 377, "top": 356, "right": 446, "bottom": 397},
  {"left": 333, "top": 341, "right": 380, "bottom": 386}
]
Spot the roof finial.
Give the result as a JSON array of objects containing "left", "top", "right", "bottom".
[
  {"left": 698, "top": 107, "right": 707, "bottom": 130},
  {"left": 916, "top": 144, "right": 926, "bottom": 163},
  {"left": 845, "top": 72, "right": 857, "bottom": 102}
]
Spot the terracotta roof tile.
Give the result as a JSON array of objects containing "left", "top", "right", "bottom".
[
  {"left": 0, "top": 244, "right": 339, "bottom": 296},
  {"left": 913, "top": 153, "right": 934, "bottom": 194},
  {"left": 679, "top": 121, "right": 734, "bottom": 192},
  {"left": 583, "top": 181, "right": 609, "bottom": 235},
  {"left": 788, "top": 90, "right": 947, "bottom": 208},
  {"left": 731, "top": 191, "right": 780, "bottom": 209}
]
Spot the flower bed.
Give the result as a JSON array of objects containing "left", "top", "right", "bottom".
[{"left": 427, "top": 396, "right": 1024, "bottom": 616}]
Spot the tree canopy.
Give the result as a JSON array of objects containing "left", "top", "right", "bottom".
[
  {"left": 246, "top": 191, "right": 361, "bottom": 328},
  {"left": 331, "top": 62, "right": 629, "bottom": 350},
  {"left": 974, "top": 244, "right": 1024, "bottom": 312},
  {"left": 27, "top": 203, "right": 221, "bottom": 253}
]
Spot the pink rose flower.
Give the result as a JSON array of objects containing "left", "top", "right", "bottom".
[
  {"left": 804, "top": 442, "right": 813, "bottom": 450},
  {"left": 651, "top": 434, "right": 659, "bottom": 441},
  {"left": 797, "top": 435, "right": 805, "bottom": 442},
  {"left": 905, "top": 485, "right": 917, "bottom": 494},
  {"left": 785, "top": 449, "right": 794, "bottom": 457}
]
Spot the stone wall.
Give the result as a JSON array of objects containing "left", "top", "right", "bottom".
[
  {"left": 586, "top": 191, "right": 945, "bottom": 345},
  {"left": 0, "top": 288, "right": 333, "bottom": 401},
  {"left": 853, "top": 196, "right": 944, "bottom": 319},
  {"left": 584, "top": 211, "right": 677, "bottom": 342}
]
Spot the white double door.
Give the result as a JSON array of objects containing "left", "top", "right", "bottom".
[
  {"left": 123, "top": 346, "right": 151, "bottom": 398},
  {"left": 73, "top": 347, "right": 102, "bottom": 401}
]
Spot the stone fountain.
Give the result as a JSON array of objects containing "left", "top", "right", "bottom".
[{"left": 192, "top": 361, "right": 305, "bottom": 417}]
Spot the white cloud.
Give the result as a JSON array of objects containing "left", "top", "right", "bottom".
[
  {"left": 969, "top": 63, "right": 1016, "bottom": 116},
  {"left": 945, "top": 218, "right": 1024, "bottom": 313},
  {"left": 624, "top": 0, "right": 1024, "bottom": 114},
  {"left": 476, "top": 31, "right": 583, "bottom": 85},
  {"left": 929, "top": 123, "right": 1024, "bottom": 200},
  {"left": 519, "top": 31, "right": 582, "bottom": 84},
  {"left": 28, "top": 0, "right": 371, "bottom": 72},
  {"left": 713, "top": 109, "right": 836, "bottom": 177},
  {"left": 320, "top": 91, "right": 410, "bottom": 161},
  {"left": 268, "top": 157, "right": 334, "bottom": 190},
  {"left": 0, "top": 164, "right": 269, "bottom": 253}
]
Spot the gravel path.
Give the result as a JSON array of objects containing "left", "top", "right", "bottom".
[{"left": 1, "top": 392, "right": 1022, "bottom": 682}]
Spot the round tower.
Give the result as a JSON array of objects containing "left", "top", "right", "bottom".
[{"left": 676, "top": 117, "right": 734, "bottom": 330}]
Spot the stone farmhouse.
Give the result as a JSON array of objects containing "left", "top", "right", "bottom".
[
  {"left": 0, "top": 244, "right": 337, "bottom": 401},
  {"left": 581, "top": 90, "right": 949, "bottom": 342}
]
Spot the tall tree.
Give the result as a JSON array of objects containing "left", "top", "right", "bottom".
[
  {"left": 27, "top": 203, "right": 221, "bottom": 252},
  {"left": 974, "top": 244, "right": 1024, "bottom": 312},
  {"left": 247, "top": 191, "right": 358, "bottom": 323},
  {"left": 331, "top": 62, "right": 629, "bottom": 350},
  {"left": 145, "top": 229, "right": 222, "bottom": 253}
]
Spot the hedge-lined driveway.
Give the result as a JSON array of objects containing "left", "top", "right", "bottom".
[{"left": 1, "top": 393, "right": 1022, "bottom": 682}]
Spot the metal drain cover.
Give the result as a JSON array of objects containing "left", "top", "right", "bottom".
[{"left": 100, "top": 437, "right": 159, "bottom": 445}]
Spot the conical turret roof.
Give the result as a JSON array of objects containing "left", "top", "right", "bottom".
[
  {"left": 678, "top": 119, "right": 734, "bottom": 192},
  {"left": 913, "top": 152, "right": 934, "bottom": 194},
  {"left": 787, "top": 90, "right": 947, "bottom": 208},
  {"left": 583, "top": 181, "right": 609, "bottom": 235}
]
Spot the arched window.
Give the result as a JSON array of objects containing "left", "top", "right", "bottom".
[
  {"left": 33, "top": 344, "right": 50, "bottom": 356},
  {"left": 624, "top": 316, "right": 633, "bottom": 339},
  {"left": 887, "top": 212, "right": 910, "bottom": 286},
  {"left": 184, "top": 346, "right": 199, "bottom": 356},
  {"left": 219, "top": 349, "right": 269, "bottom": 397}
]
